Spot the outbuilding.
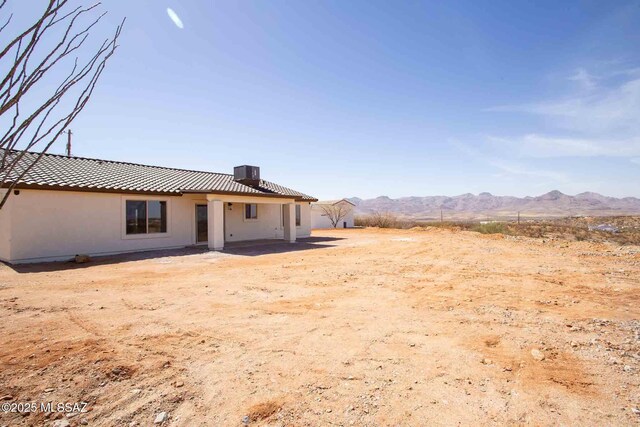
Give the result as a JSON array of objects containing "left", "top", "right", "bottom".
[
  {"left": 0, "top": 150, "right": 316, "bottom": 263},
  {"left": 311, "top": 199, "right": 355, "bottom": 229}
]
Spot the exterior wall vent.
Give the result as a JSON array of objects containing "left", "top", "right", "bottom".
[{"left": 234, "top": 165, "right": 260, "bottom": 186}]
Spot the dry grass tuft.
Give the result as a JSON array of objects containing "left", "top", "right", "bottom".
[{"left": 247, "top": 399, "right": 283, "bottom": 422}]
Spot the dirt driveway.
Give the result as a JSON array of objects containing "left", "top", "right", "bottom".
[{"left": 0, "top": 228, "right": 639, "bottom": 426}]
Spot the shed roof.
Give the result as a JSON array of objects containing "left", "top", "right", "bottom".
[{"left": 312, "top": 198, "right": 356, "bottom": 206}]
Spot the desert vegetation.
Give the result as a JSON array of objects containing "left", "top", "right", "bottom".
[{"left": 356, "top": 212, "right": 640, "bottom": 245}]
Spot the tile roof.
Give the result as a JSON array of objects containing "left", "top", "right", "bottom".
[{"left": 0, "top": 150, "right": 316, "bottom": 201}]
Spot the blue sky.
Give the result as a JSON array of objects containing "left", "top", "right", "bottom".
[{"left": 4, "top": 0, "right": 640, "bottom": 199}]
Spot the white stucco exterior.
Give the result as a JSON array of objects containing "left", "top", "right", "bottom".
[
  {"left": 0, "top": 189, "right": 311, "bottom": 263},
  {"left": 0, "top": 189, "right": 12, "bottom": 262},
  {"left": 311, "top": 200, "right": 355, "bottom": 229}
]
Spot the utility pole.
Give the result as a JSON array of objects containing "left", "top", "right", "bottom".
[
  {"left": 440, "top": 209, "right": 443, "bottom": 223},
  {"left": 517, "top": 211, "right": 520, "bottom": 225},
  {"left": 66, "top": 129, "right": 72, "bottom": 156}
]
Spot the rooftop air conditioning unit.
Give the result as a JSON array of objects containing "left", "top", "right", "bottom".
[{"left": 233, "top": 165, "right": 260, "bottom": 186}]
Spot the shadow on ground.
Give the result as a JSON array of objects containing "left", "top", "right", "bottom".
[
  {"left": 223, "top": 236, "right": 342, "bottom": 256},
  {"left": 3, "top": 237, "right": 344, "bottom": 273}
]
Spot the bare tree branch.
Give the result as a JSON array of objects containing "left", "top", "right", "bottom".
[
  {"left": 319, "top": 202, "right": 353, "bottom": 228},
  {"left": 0, "top": 12, "right": 12, "bottom": 34},
  {"left": 0, "top": 1, "right": 124, "bottom": 210}
]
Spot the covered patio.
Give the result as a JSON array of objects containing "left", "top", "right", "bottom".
[{"left": 198, "top": 194, "right": 304, "bottom": 251}]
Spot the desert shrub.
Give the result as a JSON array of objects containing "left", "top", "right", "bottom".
[
  {"left": 371, "top": 211, "right": 399, "bottom": 228},
  {"left": 471, "top": 222, "right": 509, "bottom": 234},
  {"left": 354, "top": 215, "right": 368, "bottom": 227},
  {"left": 358, "top": 211, "right": 400, "bottom": 228},
  {"left": 396, "top": 219, "right": 420, "bottom": 229},
  {"left": 425, "top": 221, "right": 473, "bottom": 231},
  {"left": 354, "top": 214, "right": 640, "bottom": 245}
]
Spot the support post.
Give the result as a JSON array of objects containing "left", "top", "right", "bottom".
[
  {"left": 207, "top": 199, "right": 224, "bottom": 250},
  {"left": 283, "top": 203, "right": 296, "bottom": 243}
]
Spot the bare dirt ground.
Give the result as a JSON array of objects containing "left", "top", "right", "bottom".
[{"left": 0, "top": 228, "right": 639, "bottom": 426}]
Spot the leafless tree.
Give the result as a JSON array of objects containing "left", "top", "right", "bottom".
[
  {"left": 319, "top": 202, "right": 354, "bottom": 228},
  {"left": 0, "top": 0, "right": 124, "bottom": 209}
]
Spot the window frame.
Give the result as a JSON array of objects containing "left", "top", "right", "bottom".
[
  {"left": 121, "top": 196, "right": 171, "bottom": 240},
  {"left": 244, "top": 203, "right": 258, "bottom": 221}
]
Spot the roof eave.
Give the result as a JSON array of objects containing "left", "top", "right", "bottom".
[
  {"left": 182, "top": 189, "right": 317, "bottom": 202},
  {"left": 3, "top": 183, "right": 317, "bottom": 201},
  {"left": 4, "top": 183, "right": 179, "bottom": 196}
]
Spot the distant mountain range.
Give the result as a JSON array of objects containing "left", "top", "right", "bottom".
[{"left": 348, "top": 191, "right": 640, "bottom": 220}]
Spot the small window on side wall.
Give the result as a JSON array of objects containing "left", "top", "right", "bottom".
[
  {"left": 245, "top": 203, "right": 257, "bottom": 220},
  {"left": 295, "top": 204, "right": 301, "bottom": 226}
]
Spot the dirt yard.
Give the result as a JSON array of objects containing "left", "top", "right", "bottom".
[{"left": 0, "top": 228, "right": 639, "bottom": 426}]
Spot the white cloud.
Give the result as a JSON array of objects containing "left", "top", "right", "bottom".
[
  {"left": 487, "top": 134, "right": 640, "bottom": 158},
  {"left": 487, "top": 158, "right": 568, "bottom": 182},
  {"left": 489, "top": 77, "right": 640, "bottom": 135},
  {"left": 167, "top": 8, "right": 184, "bottom": 29},
  {"left": 632, "top": 158, "right": 640, "bottom": 165},
  {"left": 568, "top": 68, "right": 597, "bottom": 91},
  {"left": 486, "top": 67, "right": 640, "bottom": 158},
  {"left": 451, "top": 139, "right": 568, "bottom": 182}
]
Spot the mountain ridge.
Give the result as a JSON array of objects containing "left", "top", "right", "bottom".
[{"left": 348, "top": 191, "right": 640, "bottom": 219}]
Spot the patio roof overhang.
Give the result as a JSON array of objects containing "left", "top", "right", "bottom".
[{"left": 203, "top": 193, "right": 297, "bottom": 204}]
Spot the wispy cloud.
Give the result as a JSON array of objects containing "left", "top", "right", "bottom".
[
  {"left": 487, "top": 134, "right": 640, "bottom": 158},
  {"left": 487, "top": 158, "right": 568, "bottom": 182},
  {"left": 568, "top": 68, "right": 597, "bottom": 91},
  {"left": 488, "top": 77, "right": 640, "bottom": 134},
  {"left": 167, "top": 8, "right": 184, "bottom": 29},
  {"left": 486, "top": 66, "right": 640, "bottom": 158},
  {"left": 632, "top": 158, "right": 640, "bottom": 165},
  {"left": 450, "top": 140, "right": 569, "bottom": 182}
]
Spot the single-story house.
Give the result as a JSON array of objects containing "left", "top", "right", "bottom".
[
  {"left": 311, "top": 199, "right": 356, "bottom": 229},
  {"left": 0, "top": 150, "right": 317, "bottom": 263}
]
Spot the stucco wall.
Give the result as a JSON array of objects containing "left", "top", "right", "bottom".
[
  {"left": 8, "top": 190, "right": 201, "bottom": 262},
  {"left": 0, "top": 189, "right": 12, "bottom": 261},
  {"left": 311, "top": 203, "right": 354, "bottom": 229},
  {"left": 297, "top": 202, "right": 312, "bottom": 238},
  {"left": 3, "top": 190, "right": 313, "bottom": 263},
  {"left": 224, "top": 202, "right": 311, "bottom": 241},
  {"left": 224, "top": 202, "right": 283, "bottom": 242}
]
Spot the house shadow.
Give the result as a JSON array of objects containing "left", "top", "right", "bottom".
[
  {"left": 223, "top": 236, "right": 344, "bottom": 256},
  {"left": 3, "top": 236, "right": 345, "bottom": 273}
]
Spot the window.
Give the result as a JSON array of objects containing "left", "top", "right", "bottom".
[
  {"left": 126, "top": 200, "right": 146, "bottom": 234},
  {"left": 126, "top": 200, "right": 167, "bottom": 234},
  {"left": 245, "top": 203, "right": 257, "bottom": 220},
  {"left": 147, "top": 201, "right": 167, "bottom": 233},
  {"left": 282, "top": 205, "right": 301, "bottom": 226}
]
